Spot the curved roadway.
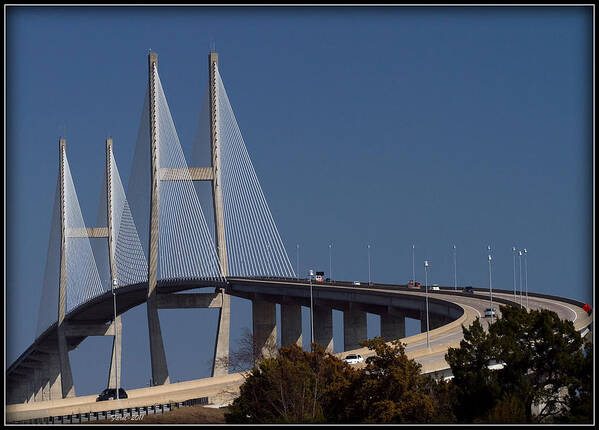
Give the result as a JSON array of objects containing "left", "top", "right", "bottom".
[{"left": 6, "top": 278, "right": 592, "bottom": 422}]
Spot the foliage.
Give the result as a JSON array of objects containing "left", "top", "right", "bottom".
[
  {"left": 225, "top": 343, "right": 356, "bottom": 423},
  {"left": 446, "top": 305, "right": 591, "bottom": 423},
  {"left": 340, "top": 338, "right": 435, "bottom": 423}
]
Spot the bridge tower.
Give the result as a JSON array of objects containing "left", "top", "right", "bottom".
[
  {"left": 208, "top": 51, "right": 231, "bottom": 377},
  {"left": 146, "top": 52, "right": 171, "bottom": 386},
  {"left": 57, "top": 138, "right": 75, "bottom": 398}
]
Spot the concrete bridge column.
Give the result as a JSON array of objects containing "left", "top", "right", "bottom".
[
  {"left": 107, "top": 315, "right": 122, "bottom": 389},
  {"left": 420, "top": 310, "right": 447, "bottom": 333},
  {"left": 33, "top": 368, "right": 44, "bottom": 402},
  {"left": 381, "top": 311, "right": 406, "bottom": 341},
  {"left": 48, "top": 353, "right": 63, "bottom": 400},
  {"left": 252, "top": 299, "right": 277, "bottom": 363},
  {"left": 281, "top": 303, "right": 302, "bottom": 347},
  {"left": 314, "top": 304, "right": 334, "bottom": 353},
  {"left": 343, "top": 308, "right": 367, "bottom": 351}
]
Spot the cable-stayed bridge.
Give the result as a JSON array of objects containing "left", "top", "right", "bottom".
[{"left": 6, "top": 52, "right": 593, "bottom": 409}]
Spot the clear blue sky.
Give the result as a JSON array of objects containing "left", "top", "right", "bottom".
[{"left": 6, "top": 6, "right": 593, "bottom": 395}]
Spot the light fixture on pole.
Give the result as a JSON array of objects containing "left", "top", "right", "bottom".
[
  {"left": 296, "top": 244, "right": 300, "bottom": 279},
  {"left": 424, "top": 260, "right": 430, "bottom": 349},
  {"left": 518, "top": 250, "right": 523, "bottom": 308},
  {"left": 453, "top": 244, "right": 457, "bottom": 291},
  {"left": 329, "top": 243, "right": 332, "bottom": 280},
  {"left": 309, "top": 269, "right": 314, "bottom": 350},
  {"left": 111, "top": 278, "right": 119, "bottom": 400},
  {"left": 412, "top": 244, "right": 415, "bottom": 286},
  {"left": 524, "top": 248, "right": 528, "bottom": 309},
  {"left": 487, "top": 246, "right": 494, "bottom": 324},
  {"left": 512, "top": 246, "right": 517, "bottom": 301},
  {"left": 367, "top": 244, "right": 372, "bottom": 285}
]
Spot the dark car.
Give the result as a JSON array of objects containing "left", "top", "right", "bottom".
[
  {"left": 463, "top": 286, "right": 474, "bottom": 294},
  {"left": 96, "top": 388, "right": 128, "bottom": 402}
]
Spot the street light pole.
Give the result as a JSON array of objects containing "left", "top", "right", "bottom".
[
  {"left": 524, "top": 248, "right": 528, "bottom": 309},
  {"left": 412, "top": 244, "right": 415, "bottom": 285},
  {"left": 453, "top": 244, "right": 457, "bottom": 291},
  {"left": 519, "top": 250, "right": 523, "bottom": 308},
  {"left": 424, "top": 260, "right": 430, "bottom": 349},
  {"left": 296, "top": 244, "right": 300, "bottom": 279},
  {"left": 367, "top": 244, "right": 371, "bottom": 285},
  {"left": 512, "top": 246, "right": 517, "bottom": 301},
  {"left": 329, "top": 243, "right": 332, "bottom": 280},
  {"left": 111, "top": 278, "right": 119, "bottom": 400},
  {"left": 309, "top": 269, "right": 314, "bottom": 351},
  {"left": 487, "top": 246, "right": 494, "bottom": 324}
]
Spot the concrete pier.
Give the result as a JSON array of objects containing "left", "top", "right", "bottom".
[
  {"left": 314, "top": 305, "right": 334, "bottom": 353},
  {"left": 281, "top": 303, "right": 302, "bottom": 347},
  {"left": 381, "top": 311, "right": 406, "bottom": 341},
  {"left": 252, "top": 299, "right": 277, "bottom": 362},
  {"left": 343, "top": 308, "right": 367, "bottom": 351}
]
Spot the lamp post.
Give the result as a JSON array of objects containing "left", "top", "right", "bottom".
[
  {"left": 329, "top": 243, "right": 332, "bottom": 280},
  {"left": 367, "top": 244, "right": 372, "bottom": 285},
  {"left": 309, "top": 269, "right": 314, "bottom": 350},
  {"left": 519, "top": 250, "right": 523, "bottom": 308},
  {"left": 453, "top": 244, "right": 457, "bottom": 291},
  {"left": 524, "top": 248, "right": 528, "bottom": 309},
  {"left": 512, "top": 246, "right": 517, "bottom": 301},
  {"left": 296, "top": 244, "right": 300, "bottom": 279},
  {"left": 111, "top": 278, "right": 119, "bottom": 400},
  {"left": 424, "top": 260, "right": 430, "bottom": 349},
  {"left": 412, "top": 244, "right": 415, "bottom": 285},
  {"left": 487, "top": 246, "right": 494, "bottom": 324}
]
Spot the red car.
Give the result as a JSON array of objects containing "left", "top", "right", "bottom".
[{"left": 582, "top": 303, "right": 592, "bottom": 315}]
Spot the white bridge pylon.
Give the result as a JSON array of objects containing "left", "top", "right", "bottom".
[{"left": 33, "top": 50, "right": 297, "bottom": 399}]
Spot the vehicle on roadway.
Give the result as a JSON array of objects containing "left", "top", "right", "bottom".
[
  {"left": 343, "top": 354, "right": 364, "bottom": 364},
  {"left": 315, "top": 271, "right": 325, "bottom": 282},
  {"left": 484, "top": 308, "right": 497, "bottom": 318},
  {"left": 96, "top": 388, "right": 128, "bottom": 402},
  {"left": 353, "top": 281, "right": 361, "bottom": 286},
  {"left": 408, "top": 280, "right": 421, "bottom": 288},
  {"left": 431, "top": 285, "right": 440, "bottom": 291},
  {"left": 463, "top": 286, "right": 474, "bottom": 294}
]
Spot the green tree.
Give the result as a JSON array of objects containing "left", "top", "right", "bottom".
[
  {"left": 341, "top": 338, "right": 435, "bottom": 423},
  {"left": 225, "top": 343, "right": 356, "bottom": 424},
  {"left": 446, "top": 306, "right": 590, "bottom": 423}
]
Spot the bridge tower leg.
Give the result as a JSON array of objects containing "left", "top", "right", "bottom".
[
  {"left": 105, "top": 139, "right": 123, "bottom": 390},
  {"left": 381, "top": 308, "right": 406, "bottom": 341},
  {"left": 57, "top": 138, "right": 76, "bottom": 398},
  {"left": 146, "top": 52, "right": 170, "bottom": 386},
  {"left": 209, "top": 51, "right": 231, "bottom": 377}
]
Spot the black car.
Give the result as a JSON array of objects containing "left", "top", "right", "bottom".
[
  {"left": 96, "top": 388, "right": 128, "bottom": 401},
  {"left": 463, "top": 286, "right": 474, "bottom": 294}
]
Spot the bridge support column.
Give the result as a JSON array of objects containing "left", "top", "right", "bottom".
[
  {"left": 33, "top": 368, "right": 44, "bottom": 402},
  {"left": 107, "top": 315, "right": 122, "bottom": 389},
  {"left": 420, "top": 310, "right": 446, "bottom": 333},
  {"left": 212, "top": 291, "right": 230, "bottom": 376},
  {"left": 343, "top": 308, "right": 367, "bottom": 351},
  {"left": 281, "top": 303, "right": 302, "bottom": 347},
  {"left": 48, "top": 353, "right": 63, "bottom": 400},
  {"left": 57, "top": 138, "right": 75, "bottom": 398},
  {"left": 146, "top": 52, "right": 170, "bottom": 386},
  {"left": 381, "top": 311, "right": 406, "bottom": 341},
  {"left": 252, "top": 299, "right": 277, "bottom": 363},
  {"left": 314, "top": 305, "right": 334, "bottom": 353}
]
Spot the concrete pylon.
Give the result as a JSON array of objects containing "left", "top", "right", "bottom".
[
  {"left": 281, "top": 303, "right": 302, "bottom": 347},
  {"left": 343, "top": 307, "right": 367, "bottom": 351},
  {"left": 146, "top": 52, "right": 170, "bottom": 386},
  {"left": 314, "top": 304, "right": 334, "bottom": 353},
  {"left": 105, "top": 139, "right": 123, "bottom": 390},
  {"left": 209, "top": 51, "right": 231, "bottom": 377},
  {"left": 57, "top": 138, "right": 75, "bottom": 398}
]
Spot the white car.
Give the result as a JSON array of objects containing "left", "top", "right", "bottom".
[
  {"left": 343, "top": 354, "right": 364, "bottom": 364},
  {"left": 484, "top": 307, "right": 497, "bottom": 318},
  {"left": 353, "top": 281, "right": 361, "bottom": 286},
  {"left": 431, "top": 286, "right": 440, "bottom": 291}
]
